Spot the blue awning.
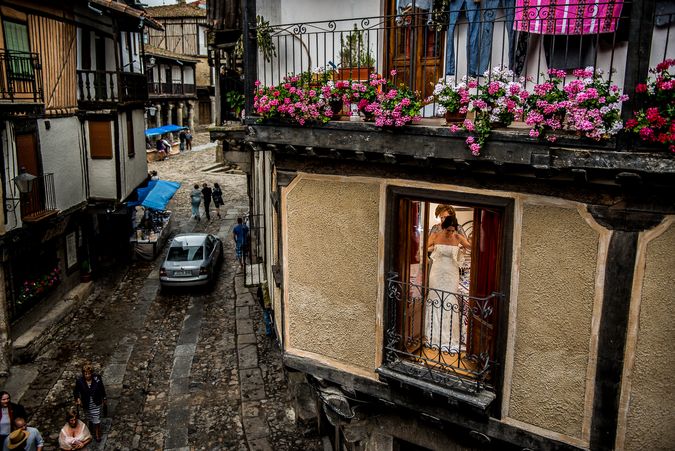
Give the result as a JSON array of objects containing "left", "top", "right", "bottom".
[
  {"left": 145, "top": 124, "right": 188, "bottom": 137},
  {"left": 127, "top": 180, "right": 181, "bottom": 211}
]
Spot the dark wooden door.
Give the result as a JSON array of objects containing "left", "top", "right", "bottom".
[
  {"left": 15, "top": 131, "right": 43, "bottom": 217},
  {"left": 386, "top": 1, "right": 444, "bottom": 99}
]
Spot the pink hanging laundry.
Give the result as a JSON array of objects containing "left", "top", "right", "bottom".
[{"left": 514, "top": 0, "right": 624, "bottom": 35}]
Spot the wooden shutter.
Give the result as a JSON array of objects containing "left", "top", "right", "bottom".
[
  {"left": 88, "top": 120, "right": 113, "bottom": 159},
  {"left": 126, "top": 112, "right": 135, "bottom": 157}
]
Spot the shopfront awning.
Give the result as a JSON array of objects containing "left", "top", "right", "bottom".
[
  {"left": 145, "top": 124, "right": 188, "bottom": 137},
  {"left": 127, "top": 180, "right": 181, "bottom": 211}
]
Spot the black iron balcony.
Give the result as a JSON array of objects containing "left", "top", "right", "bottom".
[
  {"left": 380, "top": 272, "right": 503, "bottom": 395},
  {"left": 77, "top": 70, "right": 148, "bottom": 107},
  {"left": 0, "top": 50, "right": 43, "bottom": 104},
  {"left": 244, "top": 2, "right": 674, "bottom": 154},
  {"left": 20, "top": 173, "right": 58, "bottom": 222}
]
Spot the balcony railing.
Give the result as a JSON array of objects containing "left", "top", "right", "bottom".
[
  {"left": 77, "top": 70, "right": 148, "bottom": 106},
  {"left": 382, "top": 272, "right": 503, "bottom": 394},
  {"left": 0, "top": 51, "right": 43, "bottom": 103},
  {"left": 148, "top": 81, "right": 196, "bottom": 96},
  {"left": 247, "top": 2, "right": 674, "bottom": 152},
  {"left": 20, "top": 173, "right": 58, "bottom": 222}
]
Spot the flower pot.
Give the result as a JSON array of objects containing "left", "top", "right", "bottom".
[
  {"left": 336, "top": 67, "right": 373, "bottom": 82},
  {"left": 329, "top": 99, "right": 344, "bottom": 117},
  {"left": 444, "top": 110, "right": 466, "bottom": 124},
  {"left": 80, "top": 272, "right": 92, "bottom": 283}
]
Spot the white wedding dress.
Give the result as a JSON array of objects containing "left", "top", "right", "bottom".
[{"left": 425, "top": 244, "right": 462, "bottom": 352}]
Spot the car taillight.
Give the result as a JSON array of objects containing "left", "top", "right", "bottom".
[
  {"left": 160, "top": 268, "right": 167, "bottom": 276},
  {"left": 199, "top": 267, "right": 208, "bottom": 275}
]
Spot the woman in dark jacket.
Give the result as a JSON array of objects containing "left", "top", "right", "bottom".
[
  {"left": 0, "top": 391, "right": 27, "bottom": 444},
  {"left": 73, "top": 362, "right": 106, "bottom": 442}
]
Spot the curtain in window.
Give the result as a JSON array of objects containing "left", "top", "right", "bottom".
[
  {"left": 3, "top": 21, "right": 33, "bottom": 79},
  {"left": 468, "top": 208, "right": 503, "bottom": 359}
]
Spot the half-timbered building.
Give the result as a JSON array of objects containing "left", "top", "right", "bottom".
[
  {"left": 145, "top": 0, "right": 213, "bottom": 128},
  {"left": 210, "top": 0, "right": 675, "bottom": 450},
  {"left": 0, "top": 0, "right": 160, "bottom": 370}
]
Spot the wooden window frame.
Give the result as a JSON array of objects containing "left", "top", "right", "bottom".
[
  {"left": 88, "top": 120, "right": 113, "bottom": 159},
  {"left": 2, "top": 19, "right": 33, "bottom": 80},
  {"left": 383, "top": 185, "right": 514, "bottom": 415}
]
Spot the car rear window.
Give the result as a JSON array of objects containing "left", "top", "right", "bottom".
[{"left": 167, "top": 245, "right": 204, "bottom": 261}]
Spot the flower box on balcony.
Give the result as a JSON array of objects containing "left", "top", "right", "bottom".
[{"left": 335, "top": 67, "right": 373, "bottom": 82}]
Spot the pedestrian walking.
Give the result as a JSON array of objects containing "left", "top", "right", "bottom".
[
  {"left": 73, "top": 363, "right": 106, "bottom": 442},
  {"left": 185, "top": 129, "right": 193, "bottom": 150},
  {"left": 233, "top": 217, "right": 249, "bottom": 270},
  {"left": 3, "top": 417, "right": 44, "bottom": 451},
  {"left": 58, "top": 407, "right": 91, "bottom": 451},
  {"left": 190, "top": 184, "right": 202, "bottom": 220},
  {"left": 212, "top": 183, "right": 224, "bottom": 219},
  {"left": 201, "top": 183, "right": 212, "bottom": 220},
  {"left": 155, "top": 138, "right": 168, "bottom": 161},
  {"left": 0, "top": 392, "right": 27, "bottom": 445},
  {"left": 179, "top": 129, "right": 187, "bottom": 151}
]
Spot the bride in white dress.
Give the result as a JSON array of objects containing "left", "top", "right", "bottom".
[{"left": 425, "top": 215, "right": 471, "bottom": 352}]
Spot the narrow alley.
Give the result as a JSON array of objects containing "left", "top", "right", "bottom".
[{"left": 1, "top": 137, "right": 323, "bottom": 450}]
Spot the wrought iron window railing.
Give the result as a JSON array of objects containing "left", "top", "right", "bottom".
[
  {"left": 0, "top": 51, "right": 43, "bottom": 103},
  {"left": 383, "top": 272, "right": 503, "bottom": 394},
  {"left": 20, "top": 172, "right": 57, "bottom": 221}
]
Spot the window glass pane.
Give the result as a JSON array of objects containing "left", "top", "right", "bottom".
[
  {"left": 3, "top": 21, "right": 33, "bottom": 79},
  {"left": 167, "top": 245, "right": 204, "bottom": 261},
  {"left": 4, "top": 21, "right": 29, "bottom": 53}
]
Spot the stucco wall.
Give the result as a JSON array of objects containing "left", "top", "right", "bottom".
[
  {"left": 120, "top": 109, "right": 148, "bottom": 200},
  {"left": 623, "top": 223, "right": 675, "bottom": 450},
  {"left": 38, "top": 117, "right": 86, "bottom": 211},
  {"left": 508, "top": 204, "right": 599, "bottom": 438},
  {"left": 195, "top": 59, "right": 211, "bottom": 87},
  {"left": 87, "top": 119, "right": 116, "bottom": 199},
  {"left": 285, "top": 177, "right": 380, "bottom": 370}
]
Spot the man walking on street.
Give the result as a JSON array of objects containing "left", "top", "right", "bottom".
[
  {"left": 3, "top": 417, "right": 44, "bottom": 451},
  {"left": 201, "top": 183, "right": 213, "bottom": 220},
  {"left": 233, "top": 217, "right": 249, "bottom": 271}
]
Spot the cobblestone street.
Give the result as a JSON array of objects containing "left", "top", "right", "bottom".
[{"left": 1, "top": 136, "right": 323, "bottom": 451}]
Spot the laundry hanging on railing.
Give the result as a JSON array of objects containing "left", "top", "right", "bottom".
[{"left": 514, "top": 0, "right": 624, "bottom": 35}]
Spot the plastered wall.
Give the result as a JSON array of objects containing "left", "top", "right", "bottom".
[
  {"left": 622, "top": 223, "right": 675, "bottom": 450},
  {"left": 508, "top": 204, "right": 599, "bottom": 438},
  {"left": 38, "top": 117, "right": 86, "bottom": 211},
  {"left": 284, "top": 176, "right": 380, "bottom": 370}
]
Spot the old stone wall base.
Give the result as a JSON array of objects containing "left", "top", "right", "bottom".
[
  {"left": 287, "top": 375, "right": 503, "bottom": 451},
  {"left": 11, "top": 282, "right": 94, "bottom": 363}
]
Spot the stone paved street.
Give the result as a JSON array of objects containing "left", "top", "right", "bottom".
[{"left": 1, "top": 135, "right": 323, "bottom": 450}]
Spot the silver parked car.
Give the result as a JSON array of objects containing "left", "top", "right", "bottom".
[{"left": 160, "top": 233, "right": 223, "bottom": 288}]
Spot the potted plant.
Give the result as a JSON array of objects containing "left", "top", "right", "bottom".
[
  {"left": 456, "top": 66, "right": 527, "bottom": 155},
  {"left": 433, "top": 76, "right": 473, "bottom": 123},
  {"left": 225, "top": 90, "right": 245, "bottom": 121},
  {"left": 524, "top": 69, "right": 570, "bottom": 142},
  {"left": 370, "top": 71, "right": 423, "bottom": 127},
  {"left": 337, "top": 25, "right": 375, "bottom": 81},
  {"left": 253, "top": 71, "right": 334, "bottom": 125},
  {"left": 625, "top": 59, "right": 675, "bottom": 152},
  {"left": 562, "top": 66, "right": 627, "bottom": 141},
  {"left": 347, "top": 72, "right": 391, "bottom": 120}
]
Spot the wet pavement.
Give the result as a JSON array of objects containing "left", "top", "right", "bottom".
[{"left": 1, "top": 134, "right": 323, "bottom": 450}]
